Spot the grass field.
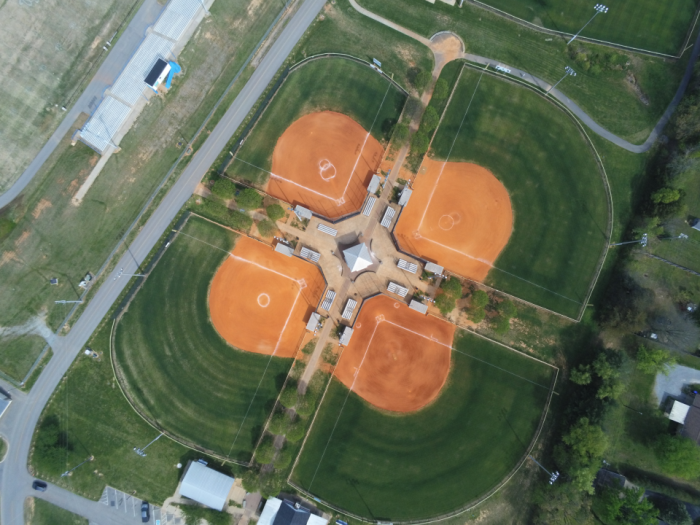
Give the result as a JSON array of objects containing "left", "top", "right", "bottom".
[
  {"left": 0, "top": 334, "right": 46, "bottom": 382},
  {"left": 27, "top": 498, "right": 87, "bottom": 525},
  {"left": 292, "top": 331, "right": 554, "bottom": 521},
  {"left": 114, "top": 216, "right": 292, "bottom": 461},
  {"left": 356, "top": 0, "right": 687, "bottom": 143},
  {"left": 228, "top": 57, "right": 406, "bottom": 185},
  {"left": 0, "top": 0, "right": 287, "bottom": 380},
  {"left": 0, "top": 0, "right": 141, "bottom": 192},
  {"left": 427, "top": 66, "right": 609, "bottom": 318},
  {"left": 479, "top": 0, "right": 698, "bottom": 55}
]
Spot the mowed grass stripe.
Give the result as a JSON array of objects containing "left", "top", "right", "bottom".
[
  {"left": 431, "top": 67, "right": 608, "bottom": 318},
  {"left": 229, "top": 57, "right": 406, "bottom": 184},
  {"left": 293, "top": 331, "right": 554, "bottom": 521},
  {"left": 479, "top": 0, "right": 698, "bottom": 56},
  {"left": 114, "top": 217, "right": 292, "bottom": 461}
]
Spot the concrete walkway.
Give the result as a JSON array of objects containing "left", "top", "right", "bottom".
[{"left": 349, "top": 0, "right": 700, "bottom": 154}]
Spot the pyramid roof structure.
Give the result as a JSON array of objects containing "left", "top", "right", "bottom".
[{"left": 343, "top": 243, "right": 373, "bottom": 273}]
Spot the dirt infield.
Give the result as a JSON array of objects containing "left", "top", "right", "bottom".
[
  {"left": 334, "top": 295, "right": 455, "bottom": 413},
  {"left": 395, "top": 158, "right": 513, "bottom": 281},
  {"left": 208, "top": 237, "right": 325, "bottom": 358},
  {"left": 267, "top": 111, "right": 384, "bottom": 218}
]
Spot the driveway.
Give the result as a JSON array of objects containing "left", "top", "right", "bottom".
[{"left": 654, "top": 365, "right": 700, "bottom": 405}]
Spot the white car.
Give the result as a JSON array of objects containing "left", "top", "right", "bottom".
[{"left": 495, "top": 65, "right": 511, "bottom": 74}]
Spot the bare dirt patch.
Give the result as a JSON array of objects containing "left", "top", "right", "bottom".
[{"left": 31, "top": 199, "right": 52, "bottom": 219}]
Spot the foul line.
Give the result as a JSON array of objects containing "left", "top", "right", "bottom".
[
  {"left": 308, "top": 321, "right": 381, "bottom": 491},
  {"left": 418, "top": 70, "right": 485, "bottom": 231},
  {"left": 227, "top": 288, "right": 302, "bottom": 457}
]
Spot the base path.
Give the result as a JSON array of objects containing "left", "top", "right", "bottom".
[
  {"left": 268, "top": 111, "right": 383, "bottom": 218},
  {"left": 209, "top": 237, "right": 325, "bottom": 358},
  {"left": 395, "top": 158, "right": 512, "bottom": 281},
  {"left": 334, "top": 295, "right": 455, "bottom": 413}
]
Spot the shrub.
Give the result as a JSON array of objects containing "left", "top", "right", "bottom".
[
  {"left": 236, "top": 188, "right": 263, "bottom": 210},
  {"left": 652, "top": 188, "right": 681, "bottom": 204},
  {"left": 255, "top": 437, "right": 276, "bottom": 465},
  {"left": 211, "top": 178, "right": 236, "bottom": 199},
  {"left": 286, "top": 422, "right": 305, "bottom": 442},
  {"left": 268, "top": 413, "right": 289, "bottom": 435},
  {"left": 435, "top": 292, "right": 457, "bottom": 315},
  {"left": 440, "top": 277, "right": 462, "bottom": 298},
  {"left": 279, "top": 387, "right": 298, "bottom": 409},
  {"left": 471, "top": 290, "right": 489, "bottom": 308},
  {"left": 256, "top": 219, "right": 277, "bottom": 238},
  {"left": 266, "top": 204, "right": 286, "bottom": 221},
  {"left": 637, "top": 345, "right": 677, "bottom": 375},
  {"left": 497, "top": 299, "right": 517, "bottom": 319},
  {"left": 420, "top": 106, "right": 440, "bottom": 132},
  {"left": 432, "top": 78, "right": 449, "bottom": 99},
  {"left": 393, "top": 123, "right": 409, "bottom": 144},
  {"left": 492, "top": 316, "right": 511, "bottom": 334},
  {"left": 656, "top": 435, "right": 700, "bottom": 479},
  {"left": 197, "top": 199, "right": 253, "bottom": 231},
  {"left": 414, "top": 70, "right": 432, "bottom": 92},
  {"left": 410, "top": 131, "right": 429, "bottom": 155}
]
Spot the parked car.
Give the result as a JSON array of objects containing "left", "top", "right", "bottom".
[
  {"left": 141, "top": 501, "right": 149, "bottom": 523},
  {"left": 32, "top": 480, "right": 47, "bottom": 492},
  {"left": 495, "top": 65, "right": 511, "bottom": 74}
]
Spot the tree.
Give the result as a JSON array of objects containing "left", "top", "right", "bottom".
[
  {"left": 279, "top": 387, "right": 298, "bottom": 409},
  {"left": 596, "top": 377, "right": 624, "bottom": 400},
  {"left": 256, "top": 219, "right": 277, "bottom": 238},
  {"left": 413, "top": 69, "right": 432, "bottom": 92},
  {"left": 435, "top": 292, "right": 457, "bottom": 315},
  {"left": 420, "top": 106, "right": 440, "bottom": 132},
  {"left": 266, "top": 204, "right": 285, "bottom": 221},
  {"left": 532, "top": 481, "right": 595, "bottom": 525},
  {"left": 468, "top": 307, "right": 486, "bottom": 323},
  {"left": 470, "top": 290, "right": 489, "bottom": 309},
  {"left": 651, "top": 188, "right": 681, "bottom": 204},
  {"left": 268, "top": 413, "right": 289, "bottom": 435},
  {"left": 241, "top": 468, "right": 260, "bottom": 492},
  {"left": 211, "top": 177, "right": 236, "bottom": 199},
  {"left": 259, "top": 471, "right": 284, "bottom": 499},
  {"left": 410, "top": 131, "right": 430, "bottom": 155},
  {"left": 597, "top": 486, "right": 656, "bottom": 525},
  {"left": 656, "top": 434, "right": 700, "bottom": 479},
  {"left": 440, "top": 277, "right": 462, "bottom": 298},
  {"left": 295, "top": 395, "right": 316, "bottom": 417},
  {"left": 393, "top": 123, "right": 409, "bottom": 144},
  {"left": 273, "top": 448, "right": 292, "bottom": 470},
  {"left": 570, "top": 365, "right": 592, "bottom": 385},
  {"left": 255, "top": 438, "right": 276, "bottom": 465},
  {"left": 432, "top": 78, "right": 449, "bottom": 100},
  {"left": 654, "top": 497, "right": 692, "bottom": 525},
  {"left": 236, "top": 188, "right": 263, "bottom": 210},
  {"left": 636, "top": 345, "right": 676, "bottom": 375},
  {"left": 497, "top": 299, "right": 517, "bottom": 319},
  {"left": 559, "top": 417, "right": 608, "bottom": 493},
  {"left": 286, "top": 422, "right": 305, "bottom": 443},
  {"left": 492, "top": 315, "right": 511, "bottom": 334}
]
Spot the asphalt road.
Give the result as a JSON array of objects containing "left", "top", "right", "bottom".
[
  {"left": 0, "top": 0, "right": 165, "bottom": 210},
  {"left": 0, "top": 0, "right": 327, "bottom": 523}
]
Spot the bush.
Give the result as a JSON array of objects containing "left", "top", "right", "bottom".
[
  {"left": 274, "top": 448, "right": 292, "bottom": 470},
  {"left": 393, "top": 123, "right": 409, "bottom": 143},
  {"left": 652, "top": 188, "right": 681, "bottom": 204},
  {"left": 656, "top": 435, "right": 700, "bottom": 479},
  {"left": 279, "top": 387, "right": 298, "bottom": 409},
  {"left": 492, "top": 315, "right": 511, "bottom": 334},
  {"left": 420, "top": 106, "right": 440, "bottom": 132},
  {"left": 435, "top": 292, "right": 457, "bottom": 315},
  {"left": 410, "top": 131, "right": 430, "bottom": 155},
  {"left": 414, "top": 70, "right": 432, "bottom": 92},
  {"left": 497, "top": 299, "right": 517, "bottom": 319},
  {"left": 266, "top": 204, "right": 286, "bottom": 221},
  {"left": 432, "top": 78, "right": 449, "bottom": 99},
  {"left": 286, "top": 422, "right": 305, "bottom": 442},
  {"left": 179, "top": 505, "right": 231, "bottom": 525},
  {"left": 256, "top": 219, "right": 277, "bottom": 238},
  {"left": 197, "top": 199, "right": 253, "bottom": 231},
  {"left": 440, "top": 277, "right": 462, "bottom": 298},
  {"left": 268, "top": 413, "right": 289, "bottom": 435},
  {"left": 211, "top": 178, "right": 237, "bottom": 199},
  {"left": 255, "top": 437, "right": 276, "bottom": 465},
  {"left": 637, "top": 345, "right": 677, "bottom": 375},
  {"left": 236, "top": 188, "right": 263, "bottom": 210}
]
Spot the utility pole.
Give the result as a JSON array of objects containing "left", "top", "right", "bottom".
[
  {"left": 55, "top": 300, "right": 84, "bottom": 304},
  {"left": 546, "top": 66, "right": 576, "bottom": 95},
  {"left": 528, "top": 455, "right": 560, "bottom": 484},
  {"left": 133, "top": 433, "right": 164, "bottom": 457},
  {"left": 610, "top": 233, "right": 647, "bottom": 248},
  {"left": 568, "top": 4, "right": 609, "bottom": 45},
  {"left": 61, "top": 456, "right": 94, "bottom": 477},
  {"left": 114, "top": 267, "right": 146, "bottom": 281}
]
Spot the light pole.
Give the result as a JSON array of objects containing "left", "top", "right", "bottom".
[
  {"left": 610, "top": 233, "right": 647, "bottom": 248},
  {"left": 568, "top": 4, "right": 609, "bottom": 45},
  {"left": 133, "top": 433, "right": 163, "bottom": 457},
  {"left": 528, "top": 455, "right": 560, "bottom": 484},
  {"left": 113, "top": 267, "right": 146, "bottom": 281},
  {"left": 55, "top": 300, "right": 84, "bottom": 304},
  {"left": 546, "top": 66, "right": 576, "bottom": 95},
  {"left": 61, "top": 456, "right": 94, "bottom": 477}
]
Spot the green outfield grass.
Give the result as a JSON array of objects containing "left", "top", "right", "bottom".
[
  {"left": 428, "top": 66, "right": 609, "bottom": 318},
  {"left": 292, "top": 331, "right": 554, "bottom": 521},
  {"left": 356, "top": 0, "right": 687, "bottom": 143},
  {"left": 228, "top": 57, "right": 407, "bottom": 185},
  {"left": 480, "top": 0, "right": 698, "bottom": 56},
  {"left": 113, "top": 216, "right": 291, "bottom": 461}
]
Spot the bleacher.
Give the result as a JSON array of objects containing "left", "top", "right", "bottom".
[
  {"left": 317, "top": 223, "right": 337, "bottom": 237},
  {"left": 342, "top": 298, "right": 358, "bottom": 320},
  {"left": 380, "top": 206, "right": 395, "bottom": 228},
  {"left": 300, "top": 247, "right": 320, "bottom": 263},
  {"left": 362, "top": 196, "right": 376, "bottom": 217},
  {"left": 321, "top": 290, "right": 336, "bottom": 311},
  {"left": 397, "top": 258, "right": 418, "bottom": 274},
  {"left": 387, "top": 282, "right": 409, "bottom": 298}
]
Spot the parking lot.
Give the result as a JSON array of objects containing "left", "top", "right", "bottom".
[{"left": 100, "top": 486, "right": 174, "bottom": 524}]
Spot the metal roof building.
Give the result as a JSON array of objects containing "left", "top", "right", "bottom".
[
  {"left": 343, "top": 243, "right": 373, "bottom": 273},
  {"left": 178, "top": 461, "right": 235, "bottom": 511},
  {"left": 259, "top": 498, "right": 328, "bottom": 525},
  {"left": 79, "top": 0, "right": 209, "bottom": 153}
]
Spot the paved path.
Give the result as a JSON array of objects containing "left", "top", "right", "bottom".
[
  {"left": 0, "top": 0, "right": 327, "bottom": 523},
  {"left": 0, "top": 0, "right": 166, "bottom": 210},
  {"left": 349, "top": 0, "right": 700, "bottom": 154},
  {"left": 654, "top": 364, "right": 700, "bottom": 405}
]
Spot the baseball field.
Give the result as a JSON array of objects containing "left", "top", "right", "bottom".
[
  {"left": 479, "top": 0, "right": 698, "bottom": 56},
  {"left": 398, "top": 66, "right": 609, "bottom": 319},
  {"left": 113, "top": 216, "right": 299, "bottom": 461},
  {"left": 292, "top": 320, "right": 555, "bottom": 520},
  {"left": 228, "top": 57, "right": 406, "bottom": 218}
]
